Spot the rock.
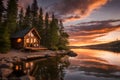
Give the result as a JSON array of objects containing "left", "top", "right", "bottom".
[
  {"left": 67, "top": 51, "right": 77, "bottom": 57},
  {"left": 20, "top": 75, "right": 35, "bottom": 80},
  {"left": 0, "top": 64, "right": 10, "bottom": 69},
  {"left": 0, "top": 64, "right": 13, "bottom": 78}
]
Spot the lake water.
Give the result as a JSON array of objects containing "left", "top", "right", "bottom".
[
  {"left": 6, "top": 49, "right": 120, "bottom": 80},
  {"left": 65, "top": 49, "right": 120, "bottom": 80}
]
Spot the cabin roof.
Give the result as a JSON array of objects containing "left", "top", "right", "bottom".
[{"left": 11, "top": 27, "right": 40, "bottom": 39}]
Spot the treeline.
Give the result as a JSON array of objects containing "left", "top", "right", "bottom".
[{"left": 0, "top": 0, "right": 69, "bottom": 53}]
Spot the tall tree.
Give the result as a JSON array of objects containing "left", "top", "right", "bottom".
[
  {"left": 48, "top": 14, "right": 59, "bottom": 50},
  {"left": 38, "top": 7, "right": 44, "bottom": 33},
  {"left": 0, "top": 0, "right": 4, "bottom": 23},
  {"left": 57, "top": 20, "right": 69, "bottom": 50},
  {"left": 38, "top": 7, "right": 45, "bottom": 45},
  {"left": 18, "top": 8, "right": 24, "bottom": 30},
  {"left": 0, "top": 22, "right": 11, "bottom": 53},
  {"left": 42, "top": 12, "right": 50, "bottom": 47},
  {"left": 45, "top": 12, "right": 49, "bottom": 29},
  {"left": 31, "top": 0, "right": 38, "bottom": 27},
  {"left": 6, "top": 0, "right": 18, "bottom": 34},
  {"left": 23, "top": 5, "right": 32, "bottom": 28}
]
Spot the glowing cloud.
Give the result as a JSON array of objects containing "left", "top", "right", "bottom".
[
  {"left": 51, "top": 0, "right": 109, "bottom": 21},
  {"left": 67, "top": 19, "right": 120, "bottom": 46}
]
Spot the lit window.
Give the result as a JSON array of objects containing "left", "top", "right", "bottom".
[
  {"left": 31, "top": 32, "right": 34, "bottom": 37},
  {"left": 25, "top": 63, "right": 29, "bottom": 68},
  {"left": 31, "top": 39, "right": 33, "bottom": 43},
  {"left": 17, "top": 38, "right": 22, "bottom": 43},
  {"left": 16, "top": 65, "right": 19, "bottom": 70},
  {"left": 37, "top": 44, "right": 39, "bottom": 47},
  {"left": 28, "top": 33, "right": 31, "bottom": 36},
  {"left": 26, "top": 39, "right": 30, "bottom": 43},
  {"left": 30, "top": 62, "right": 33, "bottom": 67},
  {"left": 34, "top": 38, "right": 36, "bottom": 43}
]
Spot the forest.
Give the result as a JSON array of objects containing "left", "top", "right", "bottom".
[{"left": 0, "top": 0, "right": 69, "bottom": 53}]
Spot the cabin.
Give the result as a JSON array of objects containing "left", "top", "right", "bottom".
[{"left": 11, "top": 27, "right": 42, "bottom": 49}]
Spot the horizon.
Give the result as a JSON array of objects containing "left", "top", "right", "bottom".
[{"left": 69, "top": 39, "right": 120, "bottom": 47}]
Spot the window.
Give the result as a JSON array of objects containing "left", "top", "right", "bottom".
[
  {"left": 28, "top": 32, "right": 34, "bottom": 37},
  {"left": 28, "top": 33, "right": 31, "bottom": 36},
  {"left": 31, "top": 33, "right": 34, "bottom": 37},
  {"left": 26, "top": 38, "right": 30, "bottom": 43},
  {"left": 36, "top": 44, "right": 39, "bottom": 47},
  {"left": 17, "top": 38, "right": 22, "bottom": 43},
  {"left": 31, "top": 39, "right": 33, "bottom": 43},
  {"left": 34, "top": 38, "right": 36, "bottom": 43}
]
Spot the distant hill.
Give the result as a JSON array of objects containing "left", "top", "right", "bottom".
[{"left": 69, "top": 40, "right": 120, "bottom": 52}]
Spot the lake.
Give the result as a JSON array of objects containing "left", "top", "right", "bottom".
[
  {"left": 5, "top": 49, "right": 120, "bottom": 80},
  {"left": 65, "top": 49, "right": 120, "bottom": 80}
]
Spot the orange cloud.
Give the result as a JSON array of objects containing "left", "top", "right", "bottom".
[
  {"left": 52, "top": 0, "right": 109, "bottom": 22},
  {"left": 67, "top": 20, "right": 120, "bottom": 46}
]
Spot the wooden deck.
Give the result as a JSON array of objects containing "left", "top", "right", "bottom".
[{"left": 25, "top": 47, "right": 47, "bottom": 50}]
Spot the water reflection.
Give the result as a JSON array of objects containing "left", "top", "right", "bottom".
[
  {"left": 32, "top": 56, "right": 69, "bottom": 80},
  {"left": 65, "top": 49, "right": 120, "bottom": 80},
  {"left": 1, "top": 49, "right": 120, "bottom": 80},
  {"left": 8, "top": 56, "right": 70, "bottom": 80}
]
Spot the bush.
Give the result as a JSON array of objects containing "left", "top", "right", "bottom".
[
  {"left": 49, "top": 46, "right": 58, "bottom": 51},
  {"left": 58, "top": 45, "right": 69, "bottom": 50}
]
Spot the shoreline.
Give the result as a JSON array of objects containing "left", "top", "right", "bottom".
[
  {"left": 0, "top": 49, "right": 69, "bottom": 79},
  {"left": 0, "top": 49, "right": 69, "bottom": 63}
]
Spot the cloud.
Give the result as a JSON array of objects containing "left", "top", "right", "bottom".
[
  {"left": 50, "top": 0, "right": 109, "bottom": 21},
  {"left": 4, "top": 0, "right": 109, "bottom": 21},
  {"left": 67, "top": 19, "right": 120, "bottom": 45}
]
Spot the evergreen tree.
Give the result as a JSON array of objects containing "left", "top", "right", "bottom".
[
  {"left": 0, "top": 0, "right": 4, "bottom": 23},
  {"left": 31, "top": 0, "right": 38, "bottom": 27},
  {"left": 45, "top": 12, "right": 49, "bottom": 29},
  {"left": 38, "top": 7, "right": 45, "bottom": 45},
  {"left": 0, "top": 22, "right": 11, "bottom": 53},
  {"left": 57, "top": 20, "right": 69, "bottom": 50},
  {"left": 42, "top": 12, "right": 50, "bottom": 47},
  {"left": 48, "top": 14, "right": 59, "bottom": 50},
  {"left": 23, "top": 5, "right": 32, "bottom": 28},
  {"left": 18, "top": 8, "right": 24, "bottom": 30},
  {"left": 38, "top": 7, "right": 44, "bottom": 33},
  {"left": 0, "top": 4, "right": 10, "bottom": 52},
  {"left": 6, "top": 0, "right": 18, "bottom": 34}
]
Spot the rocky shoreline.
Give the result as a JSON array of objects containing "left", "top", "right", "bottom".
[
  {"left": 0, "top": 49, "right": 77, "bottom": 80},
  {"left": 0, "top": 50, "right": 68, "bottom": 79},
  {"left": 0, "top": 50, "right": 69, "bottom": 62}
]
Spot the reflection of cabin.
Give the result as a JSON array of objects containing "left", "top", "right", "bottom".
[{"left": 11, "top": 27, "right": 41, "bottom": 49}]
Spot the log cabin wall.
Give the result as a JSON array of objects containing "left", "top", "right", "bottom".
[
  {"left": 11, "top": 38, "right": 24, "bottom": 49},
  {"left": 11, "top": 27, "right": 41, "bottom": 49},
  {"left": 24, "top": 30, "right": 40, "bottom": 48}
]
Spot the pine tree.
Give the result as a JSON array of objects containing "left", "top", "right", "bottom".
[
  {"left": 38, "top": 7, "right": 45, "bottom": 45},
  {"left": 38, "top": 7, "right": 44, "bottom": 33},
  {"left": 48, "top": 14, "right": 59, "bottom": 50},
  {"left": 23, "top": 5, "right": 32, "bottom": 28},
  {"left": 57, "top": 20, "right": 69, "bottom": 50},
  {"left": 6, "top": 0, "right": 18, "bottom": 34},
  {"left": 18, "top": 8, "right": 24, "bottom": 30},
  {"left": 31, "top": 0, "right": 38, "bottom": 27},
  {"left": 0, "top": 22, "right": 11, "bottom": 53},
  {"left": 42, "top": 12, "right": 50, "bottom": 47},
  {"left": 45, "top": 12, "right": 49, "bottom": 29},
  {"left": 0, "top": 0, "right": 4, "bottom": 23}
]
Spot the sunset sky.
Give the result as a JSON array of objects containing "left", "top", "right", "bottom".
[{"left": 19, "top": 0, "right": 120, "bottom": 46}]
